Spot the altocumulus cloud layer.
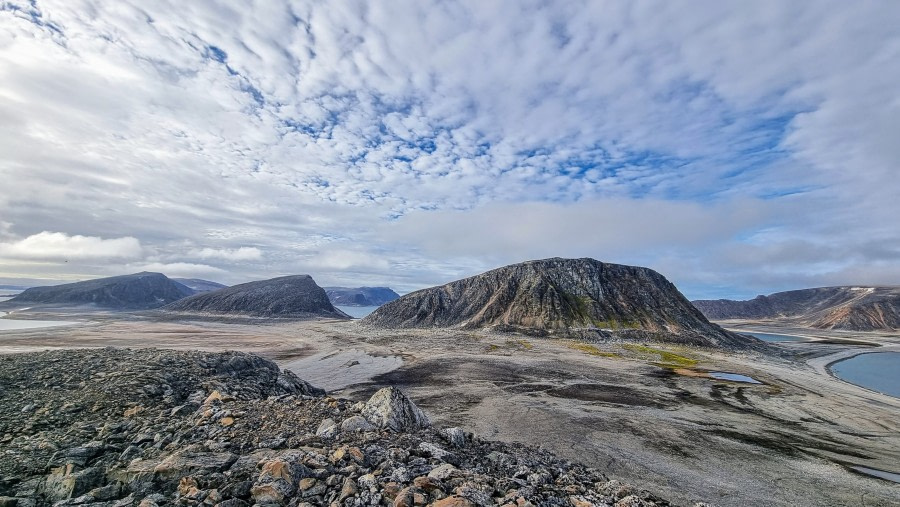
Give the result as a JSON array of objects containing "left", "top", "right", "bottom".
[{"left": 1, "top": 0, "right": 899, "bottom": 298}]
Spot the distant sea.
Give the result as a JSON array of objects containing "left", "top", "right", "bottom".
[{"left": 336, "top": 305, "right": 380, "bottom": 319}]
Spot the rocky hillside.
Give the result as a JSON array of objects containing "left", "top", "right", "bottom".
[
  {"left": 692, "top": 286, "right": 900, "bottom": 331},
  {"left": 362, "top": 258, "right": 755, "bottom": 349},
  {"left": 0, "top": 348, "right": 683, "bottom": 507},
  {"left": 162, "top": 275, "right": 350, "bottom": 319},
  {"left": 171, "top": 278, "right": 227, "bottom": 293},
  {"left": 2, "top": 272, "right": 194, "bottom": 310},
  {"left": 325, "top": 287, "right": 400, "bottom": 307}
]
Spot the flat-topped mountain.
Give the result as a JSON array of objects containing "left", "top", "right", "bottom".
[
  {"left": 172, "top": 277, "right": 227, "bottom": 293},
  {"left": 325, "top": 286, "right": 400, "bottom": 306},
  {"left": 163, "top": 275, "right": 350, "bottom": 319},
  {"left": 693, "top": 286, "right": 900, "bottom": 331},
  {"left": 362, "top": 257, "right": 755, "bottom": 348},
  {"left": 2, "top": 272, "right": 193, "bottom": 310}
]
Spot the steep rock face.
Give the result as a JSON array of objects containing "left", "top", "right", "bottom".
[
  {"left": 693, "top": 286, "right": 900, "bottom": 331},
  {"left": 171, "top": 278, "right": 227, "bottom": 293},
  {"left": 5, "top": 272, "right": 193, "bottom": 310},
  {"left": 325, "top": 287, "right": 400, "bottom": 306},
  {"left": 362, "top": 258, "right": 753, "bottom": 348},
  {"left": 163, "top": 275, "right": 350, "bottom": 319}
]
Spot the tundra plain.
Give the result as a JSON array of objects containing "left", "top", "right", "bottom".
[{"left": 1, "top": 309, "right": 898, "bottom": 506}]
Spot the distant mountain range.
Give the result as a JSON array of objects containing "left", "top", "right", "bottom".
[
  {"left": 3, "top": 272, "right": 193, "bottom": 310},
  {"left": 324, "top": 286, "right": 400, "bottom": 307},
  {"left": 0, "top": 284, "right": 29, "bottom": 292},
  {"left": 172, "top": 278, "right": 227, "bottom": 293},
  {"left": 692, "top": 286, "right": 900, "bottom": 331},
  {"left": 362, "top": 257, "right": 758, "bottom": 349},
  {"left": 163, "top": 275, "right": 350, "bottom": 319}
]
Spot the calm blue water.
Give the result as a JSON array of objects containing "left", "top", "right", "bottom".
[
  {"left": 832, "top": 352, "right": 900, "bottom": 398},
  {"left": 336, "top": 305, "right": 380, "bottom": 319},
  {"left": 742, "top": 331, "right": 806, "bottom": 342},
  {"left": 708, "top": 372, "right": 762, "bottom": 384}
]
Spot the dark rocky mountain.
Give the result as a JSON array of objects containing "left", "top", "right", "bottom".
[
  {"left": 171, "top": 278, "right": 227, "bottom": 293},
  {"left": 3, "top": 272, "right": 194, "bottom": 310},
  {"left": 325, "top": 286, "right": 400, "bottom": 306},
  {"left": 362, "top": 257, "right": 756, "bottom": 349},
  {"left": 163, "top": 275, "right": 350, "bottom": 319},
  {"left": 0, "top": 348, "right": 675, "bottom": 506},
  {"left": 693, "top": 286, "right": 900, "bottom": 331}
]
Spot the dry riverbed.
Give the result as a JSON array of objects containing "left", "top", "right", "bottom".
[{"left": 1, "top": 310, "right": 899, "bottom": 506}]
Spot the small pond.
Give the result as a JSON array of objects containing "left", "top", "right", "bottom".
[
  {"left": 850, "top": 465, "right": 900, "bottom": 483},
  {"left": 741, "top": 331, "right": 806, "bottom": 342},
  {"left": 708, "top": 372, "right": 763, "bottom": 384}
]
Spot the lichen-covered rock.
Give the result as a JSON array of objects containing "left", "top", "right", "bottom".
[
  {"left": 362, "top": 387, "right": 431, "bottom": 431},
  {"left": 340, "top": 415, "right": 375, "bottom": 433}
]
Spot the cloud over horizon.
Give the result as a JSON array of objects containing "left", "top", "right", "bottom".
[{"left": 1, "top": 1, "right": 898, "bottom": 299}]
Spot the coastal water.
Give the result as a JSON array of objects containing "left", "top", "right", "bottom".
[
  {"left": 336, "top": 305, "right": 380, "bottom": 319},
  {"left": 831, "top": 352, "right": 900, "bottom": 398},
  {"left": 0, "top": 312, "right": 79, "bottom": 331},
  {"left": 742, "top": 331, "right": 806, "bottom": 342}
]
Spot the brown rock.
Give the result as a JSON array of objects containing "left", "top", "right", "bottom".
[
  {"left": 338, "top": 477, "right": 358, "bottom": 501},
  {"left": 431, "top": 497, "right": 475, "bottom": 507},
  {"left": 569, "top": 497, "right": 595, "bottom": 507},
  {"left": 177, "top": 477, "right": 200, "bottom": 497},
  {"left": 413, "top": 476, "right": 441, "bottom": 492},
  {"left": 383, "top": 481, "right": 402, "bottom": 499}
]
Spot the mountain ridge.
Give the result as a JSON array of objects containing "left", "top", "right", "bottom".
[
  {"left": 162, "top": 274, "right": 350, "bottom": 319},
  {"left": 172, "top": 278, "right": 227, "bottom": 293},
  {"left": 325, "top": 286, "right": 400, "bottom": 307},
  {"left": 1, "top": 272, "right": 194, "bottom": 310},
  {"left": 692, "top": 286, "right": 900, "bottom": 331},
  {"left": 362, "top": 257, "right": 758, "bottom": 349}
]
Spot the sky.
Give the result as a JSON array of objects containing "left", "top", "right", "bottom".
[{"left": 1, "top": 1, "right": 899, "bottom": 300}]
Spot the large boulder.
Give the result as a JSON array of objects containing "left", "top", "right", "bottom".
[{"left": 361, "top": 387, "right": 430, "bottom": 432}]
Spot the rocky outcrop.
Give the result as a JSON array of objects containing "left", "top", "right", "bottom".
[
  {"left": 693, "top": 286, "right": 900, "bottom": 331},
  {"left": 171, "top": 278, "right": 227, "bottom": 293},
  {"left": 325, "top": 287, "right": 400, "bottom": 307},
  {"left": 362, "top": 258, "right": 756, "bottom": 349},
  {"left": 0, "top": 348, "right": 682, "bottom": 506},
  {"left": 362, "top": 387, "right": 431, "bottom": 432},
  {"left": 3, "top": 272, "right": 194, "bottom": 310},
  {"left": 162, "top": 275, "right": 350, "bottom": 319}
]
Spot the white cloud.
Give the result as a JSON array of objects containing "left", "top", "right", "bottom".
[
  {"left": 0, "top": 1, "right": 898, "bottom": 298},
  {"left": 134, "top": 262, "right": 227, "bottom": 278},
  {"left": 0, "top": 232, "right": 143, "bottom": 261},
  {"left": 304, "top": 250, "right": 390, "bottom": 271},
  {"left": 188, "top": 247, "right": 263, "bottom": 262}
]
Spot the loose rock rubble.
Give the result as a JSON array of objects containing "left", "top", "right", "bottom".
[{"left": 0, "top": 348, "right": 698, "bottom": 507}]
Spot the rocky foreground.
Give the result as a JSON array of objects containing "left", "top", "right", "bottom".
[{"left": 0, "top": 348, "right": 688, "bottom": 507}]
